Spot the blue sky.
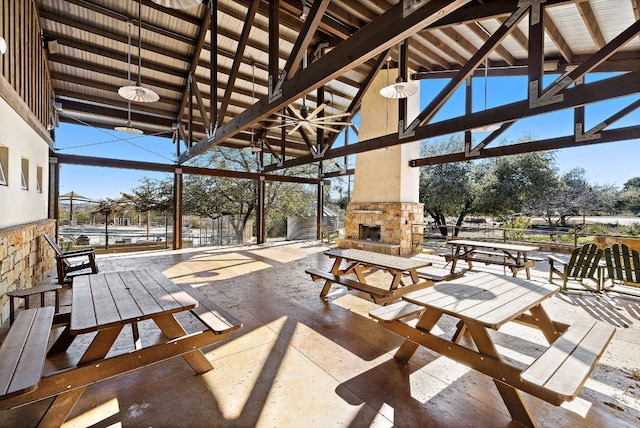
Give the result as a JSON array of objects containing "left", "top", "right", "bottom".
[{"left": 55, "top": 73, "right": 639, "bottom": 200}]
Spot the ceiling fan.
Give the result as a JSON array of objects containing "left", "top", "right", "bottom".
[{"left": 267, "top": 101, "right": 353, "bottom": 136}]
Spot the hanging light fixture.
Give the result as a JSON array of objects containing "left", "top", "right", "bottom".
[
  {"left": 0, "top": 37, "right": 7, "bottom": 55},
  {"left": 151, "top": 0, "right": 202, "bottom": 9},
  {"left": 379, "top": 47, "right": 417, "bottom": 99},
  {"left": 115, "top": 21, "right": 143, "bottom": 134},
  {"left": 471, "top": 58, "right": 500, "bottom": 133},
  {"left": 380, "top": 76, "right": 418, "bottom": 99},
  {"left": 118, "top": 2, "right": 159, "bottom": 103},
  {"left": 244, "top": 60, "right": 262, "bottom": 152}
]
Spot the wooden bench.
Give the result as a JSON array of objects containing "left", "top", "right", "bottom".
[
  {"left": 0, "top": 307, "right": 54, "bottom": 400},
  {"left": 174, "top": 282, "right": 243, "bottom": 335},
  {"left": 521, "top": 318, "right": 615, "bottom": 404},
  {"left": 369, "top": 301, "right": 424, "bottom": 322},
  {"left": 6, "top": 283, "right": 61, "bottom": 325},
  {"left": 306, "top": 268, "right": 393, "bottom": 301}
]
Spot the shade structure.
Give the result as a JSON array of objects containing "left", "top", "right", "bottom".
[
  {"left": 151, "top": 0, "right": 201, "bottom": 9},
  {"left": 118, "top": 84, "right": 160, "bottom": 103},
  {"left": 379, "top": 78, "right": 418, "bottom": 99}
]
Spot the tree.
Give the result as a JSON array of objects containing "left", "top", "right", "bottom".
[
  {"left": 616, "top": 177, "right": 640, "bottom": 215},
  {"left": 477, "top": 150, "right": 557, "bottom": 220},
  {"left": 419, "top": 136, "right": 476, "bottom": 236}
]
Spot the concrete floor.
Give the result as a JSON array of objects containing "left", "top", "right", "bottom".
[{"left": 1, "top": 240, "right": 640, "bottom": 427}]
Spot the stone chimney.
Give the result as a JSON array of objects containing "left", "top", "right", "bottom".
[{"left": 337, "top": 68, "right": 423, "bottom": 255}]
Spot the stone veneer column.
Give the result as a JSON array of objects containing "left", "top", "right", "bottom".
[{"left": 339, "top": 68, "right": 423, "bottom": 255}]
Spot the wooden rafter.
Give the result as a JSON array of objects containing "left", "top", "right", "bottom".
[
  {"left": 180, "top": 0, "right": 473, "bottom": 163},
  {"left": 576, "top": 0, "right": 606, "bottom": 49},
  {"left": 541, "top": 11, "right": 574, "bottom": 63},
  {"left": 216, "top": 0, "right": 260, "bottom": 125}
]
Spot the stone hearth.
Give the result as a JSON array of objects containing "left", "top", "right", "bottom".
[{"left": 337, "top": 202, "right": 423, "bottom": 255}]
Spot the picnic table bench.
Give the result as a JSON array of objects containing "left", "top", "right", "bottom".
[
  {"left": 444, "top": 239, "right": 541, "bottom": 279},
  {"left": 370, "top": 272, "right": 615, "bottom": 427},
  {"left": 0, "top": 269, "right": 242, "bottom": 426}
]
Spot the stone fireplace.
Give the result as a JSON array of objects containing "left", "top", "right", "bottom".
[
  {"left": 339, "top": 202, "right": 423, "bottom": 255},
  {"left": 336, "top": 67, "right": 423, "bottom": 255}
]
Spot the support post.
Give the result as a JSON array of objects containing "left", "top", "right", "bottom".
[{"left": 173, "top": 168, "right": 183, "bottom": 249}]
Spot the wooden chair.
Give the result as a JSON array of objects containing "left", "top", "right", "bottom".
[
  {"left": 44, "top": 234, "right": 98, "bottom": 284},
  {"left": 602, "top": 243, "right": 640, "bottom": 294},
  {"left": 548, "top": 243, "right": 602, "bottom": 291}
]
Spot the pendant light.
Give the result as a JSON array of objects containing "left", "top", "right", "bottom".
[
  {"left": 118, "top": 2, "right": 160, "bottom": 103},
  {"left": 115, "top": 22, "right": 143, "bottom": 134},
  {"left": 244, "top": 61, "right": 261, "bottom": 152},
  {"left": 151, "top": 0, "right": 202, "bottom": 9},
  {"left": 0, "top": 37, "right": 7, "bottom": 54},
  {"left": 471, "top": 58, "right": 500, "bottom": 133},
  {"left": 379, "top": 45, "right": 417, "bottom": 99}
]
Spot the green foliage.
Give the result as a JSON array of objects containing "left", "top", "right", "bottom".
[{"left": 503, "top": 216, "right": 531, "bottom": 240}]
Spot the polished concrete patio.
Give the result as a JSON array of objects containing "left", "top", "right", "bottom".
[{"left": 1, "top": 240, "right": 639, "bottom": 427}]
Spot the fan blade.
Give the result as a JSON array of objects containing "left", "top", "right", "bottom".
[
  {"left": 312, "top": 123, "right": 341, "bottom": 133},
  {"left": 320, "top": 112, "right": 351, "bottom": 120},
  {"left": 301, "top": 121, "right": 317, "bottom": 136},
  {"left": 272, "top": 112, "right": 297, "bottom": 120},
  {"left": 290, "top": 107, "right": 306, "bottom": 121},
  {"left": 306, "top": 103, "right": 327, "bottom": 120},
  {"left": 313, "top": 121, "right": 353, "bottom": 126},
  {"left": 287, "top": 122, "right": 304, "bottom": 135}
]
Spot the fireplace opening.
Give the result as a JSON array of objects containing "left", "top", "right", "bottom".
[{"left": 359, "top": 224, "right": 381, "bottom": 241}]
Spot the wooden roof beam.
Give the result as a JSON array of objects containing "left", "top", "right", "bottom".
[
  {"left": 175, "top": 2, "right": 212, "bottom": 132},
  {"left": 179, "top": 0, "right": 473, "bottom": 163},
  {"left": 216, "top": 0, "right": 260, "bottom": 124},
  {"left": 542, "top": 11, "right": 574, "bottom": 63},
  {"left": 404, "top": 2, "right": 527, "bottom": 134},
  {"left": 467, "top": 21, "right": 516, "bottom": 66},
  {"left": 576, "top": 0, "right": 606, "bottom": 49}
]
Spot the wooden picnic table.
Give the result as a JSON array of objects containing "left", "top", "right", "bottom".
[
  {"left": 0, "top": 269, "right": 242, "bottom": 426},
  {"left": 370, "top": 272, "right": 615, "bottom": 428},
  {"left": 306, "top": 248, "right": 434, "bottom": 304},
  {"left": 445, "top": 239, "right": 541, "bottom": 279}
]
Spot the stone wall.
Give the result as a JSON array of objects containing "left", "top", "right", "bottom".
[{"left": 0, "top": 219, "right": 56, "bottom": 324}]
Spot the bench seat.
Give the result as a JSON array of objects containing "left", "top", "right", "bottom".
[
  {"left": 521, "top": 318, "right": 615, "bottom": 403},
  {"left": 174, "top": 283, "right": 243, "bottom": 334},
  {"left": 369, "top": 301, "right": 424, "bottom": 322},
  {"left": 305, "top": 268, "right": 393, "bottom": 299},
  {"left": 0, "top": 307, "right": 54, "bottom": 399}
]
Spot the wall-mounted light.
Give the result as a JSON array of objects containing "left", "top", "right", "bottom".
[{"left": 0, "top": 37, "right": 7, "bottom": 55}]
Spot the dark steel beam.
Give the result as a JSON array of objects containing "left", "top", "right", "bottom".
[
  {"left": 409, "top": 126, "right": 640, "bottom": 166},
  {"left": 54, "top": 153, "right": 328, "bottom": 185},
  {"left": 263, "top": 70, "right": 640, "bottom": 171}
]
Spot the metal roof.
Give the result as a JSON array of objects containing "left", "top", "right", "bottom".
[{"left": 37, "top": 0, "right": 640, "bottom": 170}]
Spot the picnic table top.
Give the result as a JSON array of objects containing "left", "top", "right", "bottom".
[
  {"left": 71, "top": 269, "right": 198, "bottom": 334},
  {"left": 402, "top": 272, "right": 559, "bottom": 329},
  {"left": 324, "top": 248, "right": 432, "bottom": 271},
  {"left": 447, "top": 239, "right": 540, "bottom": 253}
]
